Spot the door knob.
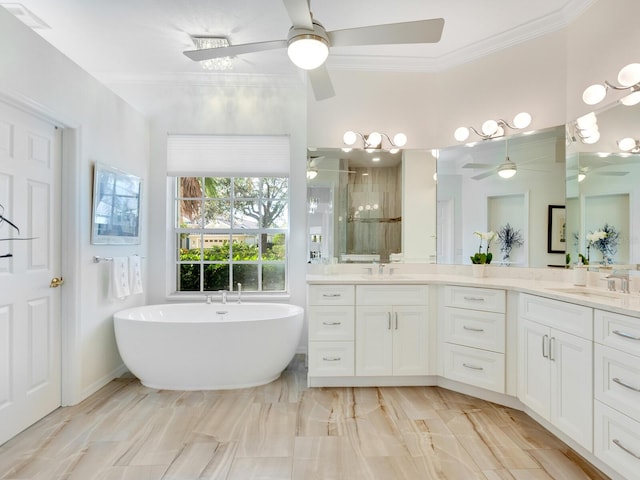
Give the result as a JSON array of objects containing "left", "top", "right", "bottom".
[{"left": 50, "top": 277, "right": 64, "bottom": 288}]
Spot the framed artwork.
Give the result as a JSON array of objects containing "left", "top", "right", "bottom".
[
  {"left": 547, "top": 205, "right": 566, "bottom": 253},
  {"left": 91, "top": 163, "right": 142, "bottom": 245}
]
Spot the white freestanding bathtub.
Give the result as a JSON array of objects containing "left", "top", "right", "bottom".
[{"left": 113, "top": 302, "right": 304, "bottom": 390}]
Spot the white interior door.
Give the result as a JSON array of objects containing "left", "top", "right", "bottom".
[{"left": 0, "top": 100, "right": 62, "bottom": 445}]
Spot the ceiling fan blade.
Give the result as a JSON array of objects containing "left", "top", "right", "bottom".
[
  {"left": 282, "top": 0, "right": 313, "bottom": 30},
  {"left": 308, "top": 64, "right": 335, "bottom": 101},
  {"left": 183, "top": 40, "right": 287, "bottom": 62},
  {"left": 462, "top": 163, "right": 493, "bottom": 169},
  {"left": 328, "top": 18, "right": 444, "bottom": 47},
  {"left": 472, "top": 169, "right": 498, "bottom": 180},
  {"left": 596, "top": 171, "right": 629, "bottom": 176}
]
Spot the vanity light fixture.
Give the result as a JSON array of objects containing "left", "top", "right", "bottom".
[
  {"left": 453, "top": 112, "right": 532, "bottom": 142},
  {"left": 342, "top": 131, "right": 408, "bottom": 152},
  {"left": 582, "top": 63, "right": 640, "bottom": 106},
  {"left": 618, "top": 137, "right": 640, "bottom": 153},
  {"left": 191, "top": 36, "right": 232, "bottom": 71}
]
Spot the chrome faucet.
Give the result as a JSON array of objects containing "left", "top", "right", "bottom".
[
  {"left": 606, "top": 270, "right": 630, "bottom": 293},
  {"left": 237, "top": 283, "right": 242, "bottom": 304},
  {"left": 378, "top": 263, "right": 386, "bottom": 275},
  {"left": 220, "top": 290, "right": 228, "bottom": 304},
  {"left": 205, "top": 294, "right": 212, "bottom": 304}
]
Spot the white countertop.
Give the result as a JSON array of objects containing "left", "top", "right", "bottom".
[{"left": 306, "top": 267, "right": 640, "bottom": 319}]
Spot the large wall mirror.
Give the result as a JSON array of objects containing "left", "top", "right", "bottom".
[
  {"left": 566, "top": 100, "right": 640, "bottom": 267},
  {"left": 436, "top": 125, "right": 567, "bottom": 268},
  {"left": 306, "top": 148, "right": 436, "bottom": 264}
]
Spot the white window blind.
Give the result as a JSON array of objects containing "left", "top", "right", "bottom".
[{"left": 167, "top": 134, "right": 290, "bottom": 176}]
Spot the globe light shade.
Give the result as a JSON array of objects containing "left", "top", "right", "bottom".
[
  {"left": 366, "top": 131, "right": 382, "bottom": 147},
  {"left": 481, "top": 119, "right": 498, "bottom": 136},
  {"left": 287, "top": 37, "right": 329, "bottom": 70},
  {"left": 582, "top": 130, "right": 600, "bottom": 144},
  {"left": 618, "top": 137, "right": 637, "bottom": 152},
  {"left": 620, "top": 89, "right": 640, "bottom": 106},
  {"left": 343, "top": 130, "right": 357, "bottom": 146},
  {"left": 582, "top": 84, "right": 607, "bottom": 105},
  {"left": 498, "top": 163, "right": 517, "bottom": 179},
  {"left": 392, "top": 133, "right": 407, "bottom": 147},
  {"left": 617, "top": 63, "right": 640, "bottom": 87},
  {"left": 576, "top": 112, "right": 597, "bottom": 129},
  {"left": 513, "top": 112, "right": 532, "bottom": 129},
  {"left": 454, "top": 126, "right": 470, "bottom": 142},
  {"left": 389, "top": 148, "right": 399, "bottom": 154}
]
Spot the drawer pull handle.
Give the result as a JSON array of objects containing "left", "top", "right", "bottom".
[
  {"left": 322, "top": 321, "right": 342, "bottom": 326},
  {"left": 388, "top": 312, "right": 392, "bottom": 330},
  {"left": 462, "top": 363, "right": 484, "bottom": 371},
  {"left": 322, "top": 356, "right": 341, "bottom": 362},
  {"left": 463, "top": 325, "right": 485, "bottom": 332},
  {"left": 613, "top": 330, "right": 640, "bottom": 341},
  {"left": 613, "top": 377, "right": 640, "bottom": 392},
  {"left": 463, "top": 296, "right": 485, "bottom": 301},
  {"left": 613, "top": 439, "right": 640, "bottom": 460},
  {"left": 322, "top": 293, "right": 342, "bottom": 298},
  {"left": 549, "top": 336, "right": 556, "bottom": 362},
  {"left": 542, "top": 334, "right": 549, "bottom": 359},
  {"left": 395, "top": 312, "right": 398, "bottom": 330}
]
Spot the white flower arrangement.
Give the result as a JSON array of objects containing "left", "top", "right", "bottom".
[{"left": 470, "top": 231, "right": 496, "bottom": 264}]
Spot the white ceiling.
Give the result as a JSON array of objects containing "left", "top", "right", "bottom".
[{"left": 4, "top": 0, "right": 596, "bottom": 107}]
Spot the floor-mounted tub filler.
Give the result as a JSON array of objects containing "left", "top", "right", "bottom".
[{"left": 113, "top": 302, "right": 304, "bottom": 390}]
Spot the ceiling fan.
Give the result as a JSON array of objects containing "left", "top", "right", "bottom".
[
  {"left": 462, "top": 140, "right": 547, "bottom": 180},
  {"left": 183, "top": 0, "right": 445, "bottom": 101},
  {"left": 307, "top": 155, "right": 355, "bottom": 179}
]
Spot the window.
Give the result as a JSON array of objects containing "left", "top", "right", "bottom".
[{"left": 174, "top": 176, "right": 288, "bottom": 293}]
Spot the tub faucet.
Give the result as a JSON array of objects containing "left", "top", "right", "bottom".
[
  {"left": 220, "top": 290, "right": 228, "bottom": 304},
  {"left": 237, "top": 283, "right": 242, "bottom": 304},
  {"left": 378, "top": 263, "right": 386, "bottom": 275},
  {"left": 205, "top": 295, "right": 212, "bottom": 304}
]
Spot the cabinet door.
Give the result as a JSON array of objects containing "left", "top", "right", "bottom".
[
  {"left": 550, "top": 328, "right": 593, "bottom": 451},
  {"left": 356, "top": 306, "right": 393, "bottom": 376},
  {"left": 518, "top": 319, "right": 551, "bottom": 420},
  {"left": 392, "top": 306, "right": 429, "bottom": 375}
]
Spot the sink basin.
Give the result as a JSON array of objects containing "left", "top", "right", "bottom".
[
  {"left": 360, "top": 274, "right": 413, "bottom": 280},
  {"left": 550, "top": 287, "right": 625, "bottom": 301}
]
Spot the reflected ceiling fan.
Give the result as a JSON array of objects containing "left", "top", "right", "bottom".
[
  {"left": 183, "top": 0, "right": 445, "bottom": 101},
  {"left": 462, "top": 140, "right": 547, "bottom": 180},
  {"left": 307, "top": 155, "right": 355, "bottom": 179}
]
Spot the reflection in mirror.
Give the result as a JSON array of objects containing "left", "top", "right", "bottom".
[
  {"left": 307, "top": 148, "right": 436, "bottom": 263},
  {"left": 566, "top": 100, "right": 640, "bottom": 266},
  {"left": 437, "top": 125, "right": 566, "bottom": 268}
]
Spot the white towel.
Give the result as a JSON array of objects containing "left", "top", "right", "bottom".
[
  {"left": 109, "top": 257, "right": 130, "bottom": 300},
  {"left": 128, "top": 255, "right": 143, "bottom": 295}
]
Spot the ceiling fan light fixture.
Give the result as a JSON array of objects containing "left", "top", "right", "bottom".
[
  {"left": 287, "top": 24, "right": 329, "bottom": 70},
  {"left": 497, "top": 160, "right": 517, "bottom": 179},
  {"left": 578, "top": 172, "right": 586, "bottom": 182},
  {"left": 306, "top": 168, "right": 319, "bottom": 180}
]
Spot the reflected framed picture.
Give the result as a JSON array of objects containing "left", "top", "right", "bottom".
[
  {"left": 91, "top": 163, "right": 142, "bottom": 245},
  {"left": 547, "top": 205, "right": 566, "bottom": 253}
]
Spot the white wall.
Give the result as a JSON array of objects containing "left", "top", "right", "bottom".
[{"left": 0, "top": 8, "right": 149, "bottom": 404}]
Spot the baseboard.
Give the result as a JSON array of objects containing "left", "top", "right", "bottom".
[{"left": 79, "top": 363, "right": 130, "bottom": 404}]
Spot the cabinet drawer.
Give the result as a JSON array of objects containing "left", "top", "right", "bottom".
[
  {"left": 441, "top": 343, "right": 505, "bottom": 393},
  {"left": 595, "top": 343, "right": 640, "bottom": 421},
  {"left": 594, "top": 400, "right": 640, "bottom": 480},
  {"left": 308, "top": 342, "right": 354, "bottom": 376},
  {"left": 356, "top": 285, "right": 428, "bottom": 306},
  {"left": 442, "top": 307, "right": 505, "bottom": 353},
  {"left": 595, "top": 309, "right": 640, "bottom": 357},
  {"left": 308, "top": 306, "right": 354, "bottom": 341},
  {"left": 519, "top": 293, "right": 592, "bottom": 340},
  {"left": 308, "top": 284, "right": 355, "bottom": 306},
  {"left": 444, "top": 285, "right": 505, "bottom": 313}
]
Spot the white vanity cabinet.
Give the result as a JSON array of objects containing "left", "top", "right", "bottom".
[
  {"left": 440, "top": 285, "right": 506, "bottom": 393},
  {"left": 518, "top": 293, "right": 593, "bottom": 451},
  {"left": 355, "top": 285, "right": 429, "bottom": 376},
  {"left": 593, "top": 309, "right": 640, "bottom": 478},
  {"left": 307, "top": 285, "right": 355, "bottom": 377}
]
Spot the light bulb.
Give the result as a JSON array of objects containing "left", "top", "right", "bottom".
[
  {"left": 454, "top": 127, "right": 470, "bottom": 142},
  {"left": 343, "top": 131, "right": 357, "bottom": 146},
  {"left": 582, "top": 84, "right": 607, "bottom": 105},
  {"left": 481, "top": 119, "right": 498, "bottom": 136},
  {"left": 620, "top": 89, "right": 640, "bottom": 106},
  {"left": 617, "top": 63, "right": 640, "bottom": 87},
  {"left": 576, "top": 112, "right": 597, "bottom": 129},
  {"left": 367, "top": 132, "right": 382, "bottom": 147},
  {"left": 513, "top": 112, "right": 532, "bottom": 129},
  {"left": 618, "top": 137, "right": 637, "bottom": 152},
  {"left": 392, "top": 133, "right": 407, "bottom": 147}
]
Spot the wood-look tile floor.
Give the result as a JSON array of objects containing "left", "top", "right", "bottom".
[{"left": 0, "top": 357, "right": 609, "bottom": 480}]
